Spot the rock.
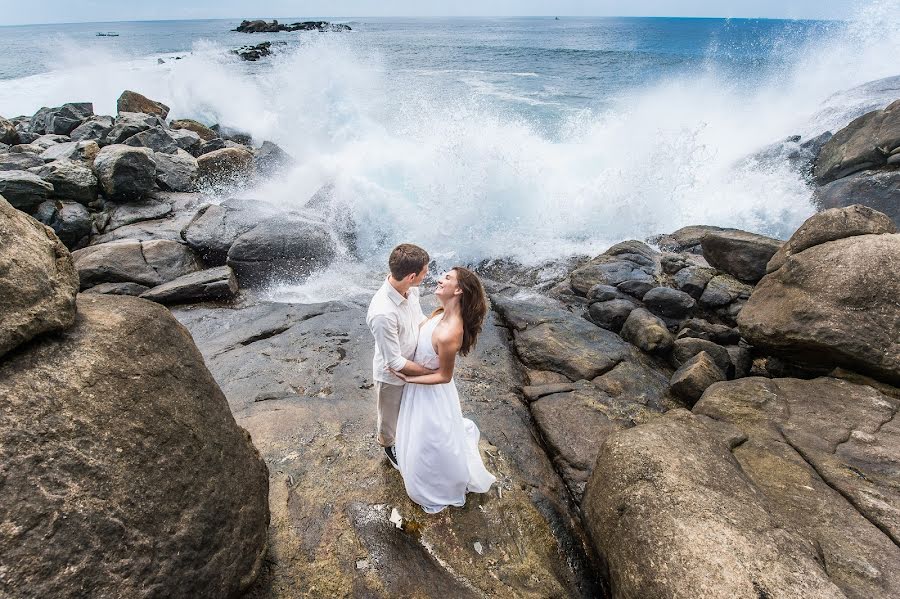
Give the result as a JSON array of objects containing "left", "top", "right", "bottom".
[
  {"left": 32, "top": 134, "right": 70, "bottom": 149},
  {"left": 169, "top": 119, "right": 217, "bottom": 141},
  {"left": 117, "top": 90, "right": 170, "bottom": 119},
  {"left": 33, "top": 200, "right": 92, "bottom": 250},
  {"left": 651, "top": 224, "right": 731, "bottom": 253},
  {"left": 694, "top": 377, "right": 900, "bottom": 598},
  {"left": 169, "top": 127, "right": 203, "bottom": 155},
  {"left": 92, "top": 144, "right": 157, "bottom": 199},
  {"left": 103, "top": 112, "right": 164, "bottom": 145},
  {"left": 196, "top": 147, "right": 254, "bottom": 186},
  {"left": 521, "top": 382, "right": 576, "bottom": 402},
  {"left": 9, "top": 143, "right": 44, "bottom": 154},
  {"left": 197, "top": 137, "right": 227, "bottom": 155},
  {"left": 36, "top": 159, "right": 98, "bottom": 203},
  {"left": 587, "top": 298, "right": 638, "bottom": 332},
  {"left": 254, "top": 140, "right": 292, "bottom": 172},
  {"left": 140, "top": 266, "right": 238, "bottom": 304},
  {"left": 642, "top": 286, "right": 696, "bottom": 319},
  {"left": 29, "top": 103, "right": 93, "bottom": 135},
  {"left": 233, "top": 41, "right": 282, "bottom": 62},
  {"left": 738, "top": 233, "right": 900, "bottom": 384},
  {"left": 814, "top": 170, "right": 900, "bottom": 227},
  {"left": 233, "top": 19, "right": 351, "bottom": 33},
  {"left": 226, "top": 217, "right": 337, "bottom": 287},
  {"left": 183, "top": 199, "right": 281, "bottom": 264},
  {"left": 491, "top": 290, "right": 633, "bottom": 381},
  {"left": 0, "top": 294, "right": 269, "bottom": 597},
  {"left": 815, "top": 99, "right": 900, "bottom": 184},
  {"left": 154, "top": 149, "right": 198, "bottom": 192},
  {"left": 124, "top": 125, "right": 179, "bottom": 154},
  {"left": 0, "top": 195, "right": 78, "bottom": 358},
  {"left": 104, "top": 198, "right": 172, "bottom": 231},
  {"left": 698, "top": 274, "right": 752, "bottom": 308},
  {"left": 0, "top": 116, "right": 18, "bottom": 144},
  {"left": 676, "top": 318, "right": 741, "bottom": 345},
  {"left": 582, "top": 409, "right": 848, "bottom": 599},
  {"left": 69, "top": 115, "right": 114, "bottom": 142},
  {"left": 616, "top": 279, "right": 655, "bottom": 299},
  {"left": 669, "top": 351, "right": 727, "bottom": 403},
  {"left": 0, "top": 170, "right": 54, "bottom": 212},
  {"left": 620, "top": 308, "right": 673, "bottom": 354},
  {"left": 670, "top": 337, "right": 733, "bottom": 373},
  {"left": 81, "top": 281, "right": 149, "bottom": 296},
  {"left": 672, "top": 265, "right": 715, "bottom": 298},
  {"left": 586, "top": 284, "right": 628, "bottom": 303},
  {"left": 72, "top": 239, "right": 201, "bottom": 289},
  {"left": 769, "top": 204, "right": 898, "bottom": 273},
  {"left": 700, "top": 230, "right": 783, "bottom": 283},
  {"left": 725, "top": 344, "right": 752, "bottom": 378},
  {"left": 570, "top": 240, "right": 660, "bottom": 296},
  {"left": 173, "top": 300, "right": 601, "bottom": 597},
  {"left": 0, "top": 152, "right": 43, "bottom": 171},
  {"left": 39, "top": 139, "right": 100, "bottom": 163}
]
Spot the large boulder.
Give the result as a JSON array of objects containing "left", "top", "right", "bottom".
[
  {"left": 0, "top": 294, "right": 269, "bottom": 597},
  {"left": 36, "top": 159, "right": 98, "bottom": 203},
  {"left": 92, "top": 144, "right": 157, "bottom": 199},
  {"left": 651, "top": 224, "right": 732, "bottom": 254},
  {"left": 582, "top": 409, "right": 849, "bottom": 599},
  {"left": 0, "top": 116, "right": 18, "bottom": 144},
  {"left": 72, "top": 239, "right": 201, "bottom": 289},
  {"left": 814, "top": 170, "right": 900, "bottom": 228},
  {"left": 69, "top": 115, "right": 114, "bottom": 143},
  {"left": 254, "top": 140, "right": 293, "bottom": 173},
  {"left": 169, "top": 128, "right": 203, "bottom": 155},
  {"left": 103, "top": 112, "right": 164, "bottom": 146},
  {"left": 767, "top": 204, "right": 897, "bottom": 273},
  {"left": 700, "top": 229, "right": 783, "bottom": 283},
  {"left": 815, "top": 99, "right": 900, "bottom": 184},
  {"left": 669, "top": 351, "right": 726, "bottom": 404},
  {"left": 170, "top": 118, "right": 217, "bottom": 141},
  {"left": 739, "top": 232, "right": 900, "bottom": 384},
  {"left": 117, "top": 90, "right": 170, "bottom": 119},
  {"left": 620, "top": 308, "right": 673, "bottom": 354},
  {"left": 226, "top": 217, "right": 337, "bottom": 287},
  {"left": 103, "top": 198, "right": 172, "bottom": 231},
  {"left": 0, "top": 170, "right": 54, "bottom": 212},
  {"left": 0, "top": 194, "right": 78, "bottom": 358},
  {"left": 34, "top": 200, "right": 93, "bottom": 250},
  {"left": 140, "top": 266, "right": 238, "bottom": 305},
  {"left": 182, "top": 199, "right": 282, "bottom": 264},
  {"left": 29, "top": 103, "right": 93, "bottom": 136},
  {"left": 196, "top": 147, "right": 254, "bottom": 187},
  {"left": 570, "top": 241, "right": 660, "bottom": 296},
  {"left": 39, "top": 139, "right": 100, "bottom": 163},
  {"left": 124, "top": 126, "right": 179, "bottom": 154},
  {"left": 0, "top": 152, "right": 44, "bottom": 171},
  {"left": 154, "top": 149, "right": 198, "bottom": 192}
]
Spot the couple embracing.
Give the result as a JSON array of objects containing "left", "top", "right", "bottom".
[{"left": 366, "top": 244, "right": 496, "bottom": 513}]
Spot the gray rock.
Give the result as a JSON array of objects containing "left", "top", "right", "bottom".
[
  {"left": 0, "top": 194, "right": 78, "bottom": 358},
  {"left": 701, "top": 230, "right": 783, "bottom": 283},
  {"left": 39, "top": 140, "right": 100, "bottom": 163},
  {"left": 124, "top": 126, "right": 179, "bottom": 154},
  {"left": 169, "top": 118, "right": 217, "bottom": 141},
  {"left": 725, "top": 344, "right": 752, "bottom": 379},
  {"left": 105, "top": 198, "right": 172, "bottom": 231},
  {"left": 226, "top": 217, "right": 337, "bottom": 287},
  {"left": 154, "top": 149, "right": 198, "bottom": 192},
  {"left": 673, "top": 265, "right": 715, "bottom": 298},
  {"left": 586, "top": 283, "right": 628, "bottom": 302},
  {"left": 676, "top": 318, "right": 741, "bottom": 345},
  {"left": 36, "top": 159, "right": 98, "bottom": 203},
  {"left": 0, "top": 116, "right": 18, "bottom": 144},
  {"left": 651, "top": 225, "right": 732, "bottom": 253},
  {"left": 29, "top": 103, "right": 93, "bottom": 135},
  {"left": 197, "top": 147, "right": 254, "bottom": 187},
  {"left": 81, "top": 281, "right": 149, "bottom": 296},
  {"left": 254, "top": 140, "right": 293, "bottom": 173},
  {"left": 33, "top": 134, "right": 71, "bottom": 149},
  {"left": 814, "top": 170, "right": 900, "bottom": 228},
  {"left": 103, "top": 112, "right": 164, "bottom": 145},
  {"left": 9, "top": 143, "right": 44, "bottom": 154},
  {"left": 140, "top": 266, "right": 239, "bottom": 304},
  {"left": 620, "top": 308, "right": 674, "bottom": 354},
  {"left": 0, "top": 294, "right": 269, "bottom": 598},
  {"left": 616, "top": 279, "right": 655, "bottom": 299},
  {"left": 588, "top": 298, "right": 639, "bottom": 332},
  {"left": 92, "top": 144, "right": 157, "bottom": 199},
  {"left": 815, "top": 98, "right": 900, "bottom": 184},
  {"left": 739, "top": 232, "right": 900, "bottom": 384},
  {"left": 769, "top": 204, "right": 898, "bottom": 273},
  {"left": 197, "top": 137, "right": 227, "bottom": 155},
  {"left": 0, "top": 152, "right": 43, "bottom": 171},
  {"left": 170, "top": 127, "right": 203, "bottom": 155},
  {"left": 69, "top": 115, "right": 114, "bottom": 143},
  {"left": 660, "top": 253, "right": 690, "bottom": 274},
  {"left": 669, "top": 351, "right": 726, "bottom": 403},
  {"left": 643, "top": 286, "right": 696, "bottom": 319},
  {"left": 570, "top": 240, "right": 660, "bottom": 296},
  {"left": 699, "top": 274, "right": 752, "bottom": 308},
  {"left": 670, "top": 337, "right": 733, "bottom": 374},
  {"left": 0, "top": 170, "right": 54, "bottom": 212},
  {"left": 117, "top": 90, "right": 170, "bottom": 118},
  {"left": 33, "top": 200, "right": 92, "bottom": 250},
  {"left": 182, "top": 199, "right": 281, "bottom": 264},
  {"left": 72, "top": 239, "right": 200, "bottom": 289}
]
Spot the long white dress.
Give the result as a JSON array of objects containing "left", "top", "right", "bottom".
[{"left": 395, "top": 315, "right": 496, "bottom": 513}]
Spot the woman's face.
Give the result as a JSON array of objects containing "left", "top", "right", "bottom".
[{"left": 435, "top": 269, "right": 461, "bottom": 301}]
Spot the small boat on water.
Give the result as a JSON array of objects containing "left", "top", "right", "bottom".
[{"left": 96, "top": 32, "right": 119, "bottom": 37}]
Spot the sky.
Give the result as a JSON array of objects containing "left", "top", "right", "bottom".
[{"left": 0, "top": 0, "right": 861, "bottom": 26}]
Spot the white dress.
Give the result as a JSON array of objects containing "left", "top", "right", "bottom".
[{"left": 395, "top": 315, "right": 497, "bottom": 513}]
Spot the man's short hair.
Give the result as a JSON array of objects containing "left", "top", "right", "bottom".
[{"left": 389, "top": 244, "right": 430, "bottom": 279}]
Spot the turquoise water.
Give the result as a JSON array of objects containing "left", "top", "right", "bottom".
[{"left": 1, "top": 9, "right": 899, "bottom": 298}]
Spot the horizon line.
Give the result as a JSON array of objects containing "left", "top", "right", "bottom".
[{"left": 0, "top": 14, "right": 842, "bottom": 28}]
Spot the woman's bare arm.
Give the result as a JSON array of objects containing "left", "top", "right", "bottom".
[{"left": 391, "top": 328, "right": 461, "bottom": 385}]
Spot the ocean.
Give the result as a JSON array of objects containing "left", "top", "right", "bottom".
[{"left": 2, "top": 5, "right": 899, "bottom": 300}]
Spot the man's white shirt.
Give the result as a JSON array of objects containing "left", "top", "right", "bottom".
[{"left": 367, "top": 279, "right": 427, "bottom": 386}]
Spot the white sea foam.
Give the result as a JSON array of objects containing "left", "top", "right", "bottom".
[{"left": 1, "top": 3, "right": 898, "bottom": 299}]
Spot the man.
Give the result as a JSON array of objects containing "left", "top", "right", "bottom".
[{"left": 366, "top": 243, "right": 433, "bottom": 469}]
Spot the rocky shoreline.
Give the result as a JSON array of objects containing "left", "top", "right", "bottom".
[{"left": 1, "top": 90, "right": 899, "bottom": 597}]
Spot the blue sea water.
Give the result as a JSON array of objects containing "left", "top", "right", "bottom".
[{"left": 1, "top": 7, "right": 899, "bottom": 299}]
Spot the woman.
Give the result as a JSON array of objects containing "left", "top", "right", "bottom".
[{"left": 390, "top": 267, "right": 497, "bottom": 513}]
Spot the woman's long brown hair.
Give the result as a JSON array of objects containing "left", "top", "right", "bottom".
[{"left": 431, "top": 267, "right": 488, "bottom": 356}]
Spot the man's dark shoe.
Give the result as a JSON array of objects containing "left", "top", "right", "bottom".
[{"left": 384, "top": 445, "right": 399, "bottom": 470}]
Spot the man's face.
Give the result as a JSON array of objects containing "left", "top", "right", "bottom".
[{"left": 410, "top": 264, "right": 429, "bottom": 286}]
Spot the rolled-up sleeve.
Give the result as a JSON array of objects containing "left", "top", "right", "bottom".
[{"left": 370, "top": 313, "right": 408, "bottom": 371}]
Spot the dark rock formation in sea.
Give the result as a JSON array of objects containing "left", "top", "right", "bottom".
[
  {"left": 233, "top": 19, "right": 352, "bottom": 33},
  {"left": 233, "top": 41, "right": 286, "bottom": 61}
]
